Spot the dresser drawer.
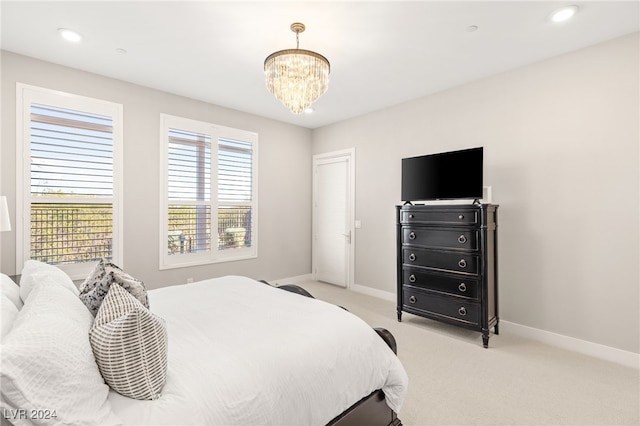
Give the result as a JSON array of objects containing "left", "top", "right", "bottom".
[
  {"left": 400, "top": 209, "right": 478, "bottom": 225},
  {"left": 402, "top": 227, "right": 478, "bottom": 250},
  {"left": 402, "top": 287, "right": 480, "bottom": 325},
  {"left": 403, "top": 268, "right": 479, "bottom": 300},
  {"left": 402, "top": 247, "right": 479, "bottom": 275}
]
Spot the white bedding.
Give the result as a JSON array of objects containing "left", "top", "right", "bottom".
[{"left": 107, "top": 276, "right": 408, "bottom": 425}]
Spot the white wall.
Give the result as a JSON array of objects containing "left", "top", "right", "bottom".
[
  {"left": 1, "top": 51, "right": 313, "bottom": 288},
  {"left": 311, "top": 33, "right": 639, "bottom": 354}
]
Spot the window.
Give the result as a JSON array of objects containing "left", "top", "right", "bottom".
[
  {"left": 159, "top": 114, "right": 257, "bottom": 269},
  {"left": 16, "top": 84, "right": 123, "bottom": 278}
]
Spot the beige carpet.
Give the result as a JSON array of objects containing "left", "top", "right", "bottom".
[{"left": 297, "top": 280, "right": 640, "bottom": 426}]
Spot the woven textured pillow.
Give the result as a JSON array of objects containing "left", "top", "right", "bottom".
[
  {"left": 79, "top": 259, "right": 149, "bottom": 316},
  {"left": 89, "top": 283, "right": 168, "bottom": 400}
]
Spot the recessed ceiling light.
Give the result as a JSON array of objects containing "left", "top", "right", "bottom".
[
  {"left": 304, "top": 107, "right": 314, "bottom": 114},
  {"left": 549, "top": 5, "right": 579, "bottom": 23},
  {"left": 58, "top": 28, "right": 83, "bottom": 43},
  {"left": 466, "top": 25, "right": 478, "bottom": 32}
]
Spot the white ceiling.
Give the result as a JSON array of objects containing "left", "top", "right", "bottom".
[{"left": 2, "top": 1, "right": 638, "bottom": 129}]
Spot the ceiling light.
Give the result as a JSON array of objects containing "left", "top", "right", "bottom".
[
  {"left": 264, "top": 22, "right": 330, "bottom": 115},
  {"left": 549, "top": 5, "right": 579, "bottom": 23},
  {"left": 58, "top": 28, "right": 82, "bottom": 43}
]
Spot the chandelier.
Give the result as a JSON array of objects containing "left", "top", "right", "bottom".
[{"left": 264, "top": 23, "right": 330, "bottom": 114}]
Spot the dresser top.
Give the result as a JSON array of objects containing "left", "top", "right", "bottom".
[{"left": 398, "top": 203, "right": 498, "bottom": 211}]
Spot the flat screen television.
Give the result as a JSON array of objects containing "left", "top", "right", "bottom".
[{"left": 401, "top": 147, "right": 483, "bottom": 202}]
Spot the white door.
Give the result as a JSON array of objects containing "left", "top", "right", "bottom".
[{"left": 313, "top": 149, "right": 354, "bottom": 288}]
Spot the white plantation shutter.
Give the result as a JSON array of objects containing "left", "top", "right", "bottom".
[
  {"left": 218, "top": 138, "right": 252, "bottom": 203},
  {"left": 160, "top": 115, "right": 257, "bottom": 269},
  {"left": 30, "top": 104, "right": 114, "bottom": 197},
  {"left": 218, "top": 138, "right": 254, "bottom": 250},
  {"left": 17, "top": 84, "right": 123, "bottom": 277},
  {"left": 167, "top": 129, "right": 212, "bottom": 254}
]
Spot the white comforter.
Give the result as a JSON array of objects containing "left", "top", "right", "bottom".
[{"left": 108, "top": 276, "right": 408, "bottom": 425}]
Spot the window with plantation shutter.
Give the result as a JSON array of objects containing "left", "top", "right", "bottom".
[
  {"left": 160, "top": 114, "right": 257, "bottom": 269},
  {"left": 16, "top": 84, "right": 123, "bottom": 278},
  {"left": 167, "top": 128, "right": 212, "bottom": 255},
  {"left": 218, "top": 138, "right": 254, "bottom": 251}
]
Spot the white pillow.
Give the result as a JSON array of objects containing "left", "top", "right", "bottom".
[
  {"left": 1, "top": 273, "right": 22, "bottom": 309},
  {"left": 19, "top": 260, "right": 78, "bottom": 302},
  {"left": 90, "top": 283, "right": 167, "bottom": 400},
  {"left": 1, "top": 295, "right": 19, "bottom": 339},
  {"left": 1, "top": 278, "right": 120, "bottom": 425}
]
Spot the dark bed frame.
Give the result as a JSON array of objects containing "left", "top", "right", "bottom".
[{"left": 259, "top": 281, "right": 403, "bottom": 426}]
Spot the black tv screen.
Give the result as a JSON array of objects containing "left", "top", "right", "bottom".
[{"left": 401, "top": 147, "right": 483, "bottom": 202}]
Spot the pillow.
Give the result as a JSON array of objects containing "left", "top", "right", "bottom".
[
  {"left": 78, "top": 257, "right": 109, "bottom": 293},
  {"left": 1, "top": 295, "right": 19, "bottom": 339},
  {"left": 1, "top": 278, "right": 120, "bottom": 425},
  {"left": 79, "top": 259, "right": 149, "bottom": 317},
  {"left": 1, "top": 273, "right": 22, "bottom": 309},
  {"left": 18, "top": 260, "right": 78, "bottom": 303},
  {"left": 89, "top": 283, "right": 167, "bottom": 400}
]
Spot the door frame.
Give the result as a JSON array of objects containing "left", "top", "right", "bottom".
[{"left": 312, "top": 148, "right": 355, "bottom": 288}]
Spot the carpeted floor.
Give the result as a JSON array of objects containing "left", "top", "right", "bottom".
[{"left": 297, "top": 280, "right": 640, "bottom": 426}]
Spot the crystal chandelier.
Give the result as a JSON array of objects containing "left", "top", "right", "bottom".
[{"left": 264, "top": 23, "right": 330, "bottom": 114}]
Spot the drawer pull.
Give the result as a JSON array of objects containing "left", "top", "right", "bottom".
[
  {"left": 409, "top": 296, "right": 417, "bottom": 304},
  {"left": 458, "top": 235, "right": 467, "bottom": 244},
  {"left": 409, "top": 232, "right": 416, "bottom": 240},
  {"left": 409, "top": 214, "right": 414, "bottom": 219},
  {"left": 458, "top": 214, "right": 464, "bottom": 220},
  {"left": 409, "top": 274, "right": 416, "bottom": 283},
  {"left": 458, "top": 259, "right": 467, "bottom": 268},
  {"left": 458, "top": 307, "right": 467, "bottom": 316},
  {"left": 409, "top": 253, "right": 416, "bottom": 262},
  {"left": 458, "top": 283, "right": 467, "bottom": 292}
]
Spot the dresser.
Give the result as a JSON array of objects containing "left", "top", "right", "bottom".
[{"left": 396, "top": 203, "right": 499, "bottom": 347}]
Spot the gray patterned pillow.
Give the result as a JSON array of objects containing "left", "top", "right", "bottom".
[
  {"left": 79, "top": 259, "right": 149, "bottom": 316},
  {"left": 89, "top": 283, "right": 167, "bottom": 400}
]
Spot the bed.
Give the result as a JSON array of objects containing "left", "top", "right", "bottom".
[{"left": 1, "top": 261, "right": 408, "bottom": 425}]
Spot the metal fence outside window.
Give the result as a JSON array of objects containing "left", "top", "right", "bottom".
[{"left": 30, "top": 203, "right": 112, "bottom": 265}]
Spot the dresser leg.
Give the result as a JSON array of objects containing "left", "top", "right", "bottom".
[
  {"left": 482, "top": 332, "right": 489, "bottom": 348},
  {"left": 494, "top": 321, "right": 500, "bottom": 335},
  {"left": 397, "top": 310, "right": 402, "bottom": 322}
]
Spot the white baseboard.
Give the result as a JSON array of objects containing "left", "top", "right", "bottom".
[
  {"left": 271, "top": 274, "right": 313, "bottom": 286},
  {"left": 290, "top": 278, "right": 639, "bottom": 369},
  {"left": 351, "top": 283, "right": 395, "bottom": 302},
  {"left": 346, "top": 284, "right": 639, "bottom": 369},
  {"left": 501, "top": 321, "right": 639, "bottom": 369}
]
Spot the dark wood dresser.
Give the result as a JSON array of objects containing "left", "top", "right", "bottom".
[{"left": 396, "top": 203, "right": 499, "bottom": 347}]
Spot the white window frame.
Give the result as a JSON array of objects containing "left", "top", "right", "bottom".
[
  {"left": 159, "top": 114, "right": 258, "bottom": 270},
  {"left": 16, "top": 83, "right": 124, "bottom": 279}
]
